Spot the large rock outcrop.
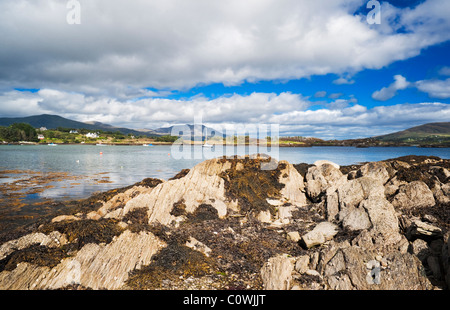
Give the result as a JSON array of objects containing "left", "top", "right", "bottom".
[{"left": 0, "top": 155, "right": 449, "bottom": 290}]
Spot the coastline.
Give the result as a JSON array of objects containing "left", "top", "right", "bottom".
[
  {"left": 0, "top": 154, "right": 449, "bottom": 290},
  {"left": 2, "top": 141, "right": 449, "bottom": 148}
]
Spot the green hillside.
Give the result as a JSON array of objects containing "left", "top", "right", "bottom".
[
  {"left": 0, "top": 114, "right": 158, "bottom": 137},
  {"left": 375, "top": 122, "right": 450, "bottom": 145}
]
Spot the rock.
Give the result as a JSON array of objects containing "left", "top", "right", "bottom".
[
  {"left": 429, "top": 166, "right": 450, "bottom": 183},
  {"left": 357, "top": 162, "right": 391, "bottom": 184},
  {"left": 0, "top": 230, "right": 166, "bottom": 290},
  {"left": 359, "top": 196, "right": 401, "bottom": 245},
  {"left": 261, "top": 255, "right": 294, "bottom": 290},
  {"left": 410, "top": 239, "right": 430, "bottom": 262},
  {"left": 314, "top": 160, "right": 340, "bottom": 170},
  {"left": 301, "top": 222, "right": 339, "bottom": 249},
  {"left": 442, "top": 183, "right": 450, "bottom": 196},
  {"left": 392, "top": 181, "right": 435, "bottom": 209},
  {"left": 185, "top": 237, "right": 212, "bottom": 257},
  {"left": 340, "top": 206, "right": 371, "bottom": 231},
  {"left": 287, "top": 231, "right": 301, "bottom": 243},
  {"left": 325, "top": 188, "right": 340, "bottom": 221},
  {"left": 407, "top": 219, "right": 443, "bottom": 240},
  {"left": 294, "top": 255, "right": 310, "bottom": 274},
  {"left": 337, "top": 177, "right": 385, "bottom": 210},
  {"left": 278, "top": 160, "right": 307, "bottom": 207},
  {"left": 0, "top": 233, "right": 55, "bottom": 260},
  {"left": 257, "top": 210, "right": 272, "bottom": 223},
  {"left": 51, "top": 215, "right": 80, "bottom": 223},
  {"left": 305, "top": 164, "right": 343, "bottom": 202}
]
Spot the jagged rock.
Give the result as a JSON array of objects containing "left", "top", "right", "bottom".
[
  {"left": 0, "top": 230, "right": 165, "bottom": 290},
  {"left": 1, "top": 155, "right": 448, "bottom": 291},
  {"left": 392, "top": 181, "right": 436, "bottom": 209},
  {"left": 294, "top": 255, "right": 310, "bottom": 274},
  {"left": 260, "top": 255, "right": 294, "bottom": 290},
  {"left": 356, "top": 161, "right": 391, "bottom": 185},
  {"left": 305, "top": 164, "right": 343, "bottom": 202},
  {"left": 410, "top": 238, "right": 430, "bottom": 262},
  {"left": 429, "top": 166, "right": 450, "bottom": 183},
  {"left": 0, "top": 233, "right": 56, "bottom": 261},
  {"left": 359, "top": 196, "right": 401, "bottom": 245},
  {"left": 337, "top": 177, "right": 385, "bottom": 209},
  {"left": 340, "top": 206, "right": 371, "bottom": 231},
  {"left": 185, "top": 237, "right": 212, "bottom": 257},
  {"left": 287, "top": 231, "right": 301, "bottom": 243},
  {"left": 314, "top": 160, "right": 340, "bottom": 170},
  {"left": 301, "top": 222, "right": 339, "bottom": 249},
  {"left": 407, "top": 219, "right": 443, "bottom": 240}
]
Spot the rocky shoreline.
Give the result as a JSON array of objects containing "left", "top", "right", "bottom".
[{"left": 0, "top": 155, "right": 449, "bottom": 290}]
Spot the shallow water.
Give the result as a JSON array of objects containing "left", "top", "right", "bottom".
[{"left": 0, "top": 144, "right": 448, "bottom": 202}]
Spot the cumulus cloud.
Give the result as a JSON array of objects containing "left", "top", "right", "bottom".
[
  {"left": 1, "top": 0, "right": 450, "bottom": 93},
  {"left": 415, "top": 78, "right": 450, "bottom": 99},
  {"left": 1, "top": 1, "right": 449, "bottom": 140},
  {"left": 1, "top": 89, "right": 449, "bottom": 139},
  {"left": 372, "top": 75, "right": 410, "bottom": 101},
  {"left": 333, "top": 77, "right": 355, "bottom": 85}
]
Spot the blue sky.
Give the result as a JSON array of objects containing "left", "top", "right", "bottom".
[{"left": 1, "top": 0, "right": 450, "bottom": 139}]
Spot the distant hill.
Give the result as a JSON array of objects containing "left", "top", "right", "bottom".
[
  {"left": 0, "top": 114, "right": 160, "bottom": 137},
  {"left": 155, "top": 124, "right": 223, "bottom": 139},
  {"left": 375, "top": 122, "right": 450, "bottom": 144},
  {"left": 0, "top": 114, "right": 222, "bottom": 139}
]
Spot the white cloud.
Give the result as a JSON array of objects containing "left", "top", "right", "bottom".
[
  {"left": 2, "top": 89, "right": 449, "bottom": 139},
  {"left": 333, "top": 77, "right": 355, "bottom": 85},
  {"left": 439, "top": 67, "right": 450, "bottom": 76},
  {"left": 1, "top": 0, "right": 449, "bottom": 93},
  {"left": 314, "top": 91, "right": 327, "bottom": 98},
  {"left": 415, "top": 78, "right": 450, "bottom": 99},
  {"left": 372, "top": 75, "right": 410, "bottom": 101}
]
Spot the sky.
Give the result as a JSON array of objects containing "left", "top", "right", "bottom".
[{"left": 1, "top": 0, "right": 450, "bottom": 139}]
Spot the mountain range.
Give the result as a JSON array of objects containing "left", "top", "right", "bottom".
[{"left": 0, "top": 114, "right": 221, "bottom": 138}]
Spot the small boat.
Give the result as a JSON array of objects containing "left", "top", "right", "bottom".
[
  {"left": 48, "top": 143, "right": 57, "bottom": 146},
  {"left": 202, "top": 142, "right": 213, "bottom": 148},
  {"left": 143, "top": 144, "right": 153, "bottom": 146}
]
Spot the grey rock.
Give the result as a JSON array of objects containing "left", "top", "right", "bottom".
[
  {"left": 392, "top": 181, "right": 436, "bottom": 209},
  {"left": 340, "top": 206, "right": 371, "bottom": 231},
  {"left": 301, "top": 222, "right": 339, "bottom": 249},
  {"left": 305, "top": 164, "right": 343, "bottom": 202},
  {"left": 360, "top": 196, "right": 401, "bottom": 245},
  {"left": 357, "top": 162, "right": 391, "bottom": 185}
]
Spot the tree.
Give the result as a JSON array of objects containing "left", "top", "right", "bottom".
[{"left": 0, "top": 123, "right": 38, "bottom": 142}]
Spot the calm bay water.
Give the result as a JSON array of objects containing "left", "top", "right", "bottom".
[{"left": 0, "top": 144, "right": 449, "bottom": 202}]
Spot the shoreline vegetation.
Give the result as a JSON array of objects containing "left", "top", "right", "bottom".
[{"left": 1, "top": 123, "right": 449, "bottom": 148}]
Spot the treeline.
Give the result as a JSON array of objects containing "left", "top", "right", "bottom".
[{"left": 0, "top": 123, "right": 38, "bottom": 142}]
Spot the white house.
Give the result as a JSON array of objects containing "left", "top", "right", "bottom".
[
  {"left": 38, "top": 134, "right": 45, "bottom": 140},
  {"left": 85, "top": 132, "right": 99, "bottom": 139},
  {"left": 70, "top": 130, "right": 78, "bottom": 134}
]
